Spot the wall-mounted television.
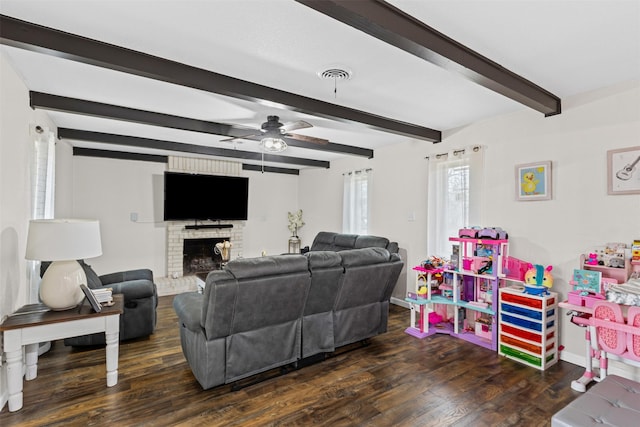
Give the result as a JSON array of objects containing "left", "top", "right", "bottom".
[{"left": 163, "top": 172, "right": 249, "bottom": 221}]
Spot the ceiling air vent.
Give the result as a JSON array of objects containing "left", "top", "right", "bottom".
[{"left": 318, "top": 68, "right": 352, "bottom": 81}]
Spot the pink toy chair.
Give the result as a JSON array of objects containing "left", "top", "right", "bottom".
[
  {"left": 592, "top": 301, "right": 626, "bottom": 355},
  {"left": 626, "top": 306, "right": 640, "bottom": 361}
]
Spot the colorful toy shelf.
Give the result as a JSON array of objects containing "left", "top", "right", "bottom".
[{"left": 498, "top": 286, "right": 558, "bottom": 370}]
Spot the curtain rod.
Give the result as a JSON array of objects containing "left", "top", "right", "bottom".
[
  {"left": 425, "top": 145, "right": 481, "bottom": 160},
  {"left": 343, "top": 167, "right": 372, "bottom": 176}
]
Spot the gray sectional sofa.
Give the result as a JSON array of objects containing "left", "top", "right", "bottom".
[{"left": 173, "top": 238, "right": 403, "bottom": 390}]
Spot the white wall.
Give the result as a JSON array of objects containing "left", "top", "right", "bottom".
[
  {"left": 68, "top": 157, "right": 300, "bottom": 277},
  {"left": 242, "top": 169, "right": 300, "bottom": 257},
  {"left": 70, "top": 156, "right": 167, "bottom": 276},
  {"left": 0, "top": 51, "right": 57, "bottom": 411},
  {"left": 298, "top": 140, "right": 429, "bottom": 299},
  {"left": 300, "top": 80, "right": 640, "bottom": 376}
]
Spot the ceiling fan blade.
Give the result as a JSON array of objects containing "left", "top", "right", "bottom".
[
  {"left": 281, "top": 120, "right": 312, "bottom": 132},
  {"left": 285, "top": 133, "right": 329, "bottom": 145},
  {"left": 220, "top": 133, "right": 259, "bottom": 143}
]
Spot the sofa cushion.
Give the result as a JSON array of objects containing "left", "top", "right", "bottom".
[
  {"left": 354, "top": 235, "right": 390, "bottom": 250},
  {"left": 304, "top": 251, "right": 343, "bottom": 315},
  {"left": 333, "top": 234, "right": 358, "bottom": 249},
  {"left": 339, "top": 247, "right": 390, "bottom": 267},
  {"left": 225, "top": 254, "right": 308, "bottom": 279},
  {"left": 305, "top": 250, "right": 343, "bottom": 269},
  {"left": 309, "top": 231, "right": 399, "bottom": 254}
]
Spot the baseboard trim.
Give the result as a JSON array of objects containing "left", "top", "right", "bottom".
[{"left": 390, "top": 297, "right": 410, "bottom": 309}]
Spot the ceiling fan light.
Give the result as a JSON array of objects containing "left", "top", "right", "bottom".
[{"left": 261, "top": 137, "right": 287, "bottom": 152}]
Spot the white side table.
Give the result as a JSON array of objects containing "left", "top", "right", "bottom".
[{"left": 0, "top": 294, "right": 123, "bottom": 412}]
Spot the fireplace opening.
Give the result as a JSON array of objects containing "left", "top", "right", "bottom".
[{"left": 183, "top": 237, "right": 229, "bottom": 276}]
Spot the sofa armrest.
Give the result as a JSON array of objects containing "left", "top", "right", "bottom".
[
  {"left": 100, "top": 269, "right": 154, "bottom": 285},
  {"left": 173, "top": 292, "right": 204, "bottom": 332},
  {"left": 103, "top": 279, "right": 156, "bottom": 300}
]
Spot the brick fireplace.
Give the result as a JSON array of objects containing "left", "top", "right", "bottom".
[
  {"left": 166, "top": 222, "right": 244, "bottom": 279},
  {"left": 155, "top": 156, "right": 245, "bottom": 296}
]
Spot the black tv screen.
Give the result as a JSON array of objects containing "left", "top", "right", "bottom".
[{"left": 164, "top": 172, "right": 249, "bottom": 221}]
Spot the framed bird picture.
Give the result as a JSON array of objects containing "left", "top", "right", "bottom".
[{"left": 515, "top": 160, "right": 552, "bottom": 201}]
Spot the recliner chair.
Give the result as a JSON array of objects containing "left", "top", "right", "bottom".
[{"left": 41, "top": 260, "right": 158, "bottom": 346}]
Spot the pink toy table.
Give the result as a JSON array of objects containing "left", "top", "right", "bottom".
[{"left": 559, "top": 300, "right": 640, "bottom": 392}]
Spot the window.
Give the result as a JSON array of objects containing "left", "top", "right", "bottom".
[
  {"left": 28, "top": 126, "right": 56, "bottom": 303},
  {"left": 342, "top": 168, "right": 372, "bottom": 234},
  {"left": 427, "top": 146, "right": 484, "bottom": 257}
]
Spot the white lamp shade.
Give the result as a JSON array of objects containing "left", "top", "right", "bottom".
[
  {"left": 25, "top": 219, "right": 102, "bottom": 310},
  {"left": 25, "top": 219, "right": 102, "bottom": 261}
]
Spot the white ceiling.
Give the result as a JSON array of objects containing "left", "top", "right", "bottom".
[{"left": 1, "top": 0, "right": 639, "bottom": 170}]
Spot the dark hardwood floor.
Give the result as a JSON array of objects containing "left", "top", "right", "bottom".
[{"left": 1, "top": 296, "right": 584, "bottom": 426}]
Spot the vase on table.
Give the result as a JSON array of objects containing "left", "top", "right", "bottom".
[{"left": 288, "top": 236, "right": 301, "bottom": 253}]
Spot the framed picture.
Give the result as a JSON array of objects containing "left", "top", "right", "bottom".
[
  {"left": 515, "top": 160, "right": 552, "bottom": 201},
  {"left": 607, "top": 146, "right": 640, "bottom": 195},
  {"left": 80, "top": 284, "right": 102, "bottom": 312}
]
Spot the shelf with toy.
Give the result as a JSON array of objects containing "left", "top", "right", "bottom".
[
  {"left": 441, "top": 237, "right": 510, "bottom": 351},
  {"left": 405, "top": 257, "right": 454, "bottom": 338},
  {"left": 498, "top": 284, "right": 558, "bottom": 370},
  {"left": 449, "top": 237, "right": 509, "bottom": 278},
  {"left": 447, "top": 270, "right": 500, "bottom": 350},
  {"left": 580, "top": 244, "right": 631, "bottom": 285},
  {"left": 405, "top": 262, "right": 452, "bottom": 339}
]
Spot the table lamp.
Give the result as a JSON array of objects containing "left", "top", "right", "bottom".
[{"left": 25, "top": 219, "right": 103, "bottom": 310}]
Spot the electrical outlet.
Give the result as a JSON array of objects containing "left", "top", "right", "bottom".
[{"left": 130, "top": 212, "right": 138, "bottom": 222}]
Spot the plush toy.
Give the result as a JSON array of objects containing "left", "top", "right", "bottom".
[
  {"left": 586, "top": 253, "right": 599, "bottom": 265},
  {"left": 523, "top": 264, "right": 553, "bottom": 295}
]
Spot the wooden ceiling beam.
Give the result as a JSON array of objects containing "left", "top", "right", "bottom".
[
  {"left": 1, "top": 14, "right": 441, "bottom": 142},
  {"left": 58, "top": 128, "right": 330, "bottom": 169},
  {"left": 296, "top": 0, "right": 561, "bottom": 117},
  {"left": 29, "top": 92, "right": 373, "bottom": 158}
]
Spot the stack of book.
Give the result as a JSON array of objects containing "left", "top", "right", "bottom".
[{"left": 91, "top": 288, "right": 113, "bottom": 305}]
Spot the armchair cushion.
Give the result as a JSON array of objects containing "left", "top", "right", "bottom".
[
  {"left": 106, "top": 279, "right": 156, "bottom": 300},
  {"left": 78, "top": 260, "right": 103, "bottom": 289},
  {"left": 100, "top": 268, "right": 154, "bottom": 285},
  {"left": 173, "top": 292, "right": 204, "bottom": 332}
]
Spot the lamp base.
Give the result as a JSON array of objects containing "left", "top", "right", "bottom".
[{"left": 40, "top": 260, "right": 87, "bottom": 310}]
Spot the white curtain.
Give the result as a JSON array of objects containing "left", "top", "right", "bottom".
[
  {"left": 342, "top": 168, "right": 372, "bottom": 234},
  {"left": 28, "top": 126, "right": 56, "bottom": 303},
  {"left": 427, "top": 146, "right": 484, "bottom": 258}
]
